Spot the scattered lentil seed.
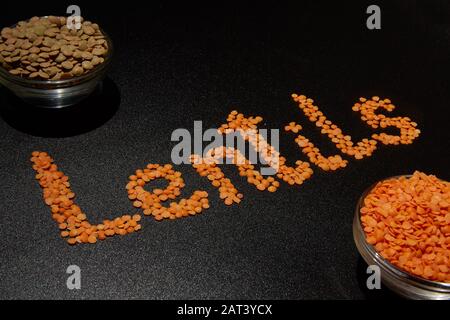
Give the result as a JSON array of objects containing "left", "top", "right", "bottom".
[{"left": 285, "top": 122, "right": 302, "bottom": 133}]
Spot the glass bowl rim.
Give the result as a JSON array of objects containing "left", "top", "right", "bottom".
[
  {"left": 0, "top": 17, "right": 113, "bottom": 87},
  {"left": 355, "top": 174, "right": 450, "bottom": 289}
]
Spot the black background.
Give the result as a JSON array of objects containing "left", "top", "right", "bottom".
[{"left": 0, "top": 0, "right": 449, "bottom": 299}]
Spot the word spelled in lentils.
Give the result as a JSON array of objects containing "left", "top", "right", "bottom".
[
  {"left": 285, "top": 122, "right": 348, "bottom": 171},
  {"left": 292, "top": 94, "right": 421, "bottom": 160},
  {"left": 0, "top": 16, "right": 108, "bottom": 80},
  {"left": 352, "top": 96, "right": 421, "bottom": 145},
  {"left": 361, "top": 172, "right": 450, "bottom": 283},
  {"left": 31, "top": 152, "right": 141, "bottom": 245},
  {"left": 292, "top": 94, "right": 378, "bottom": 159},
  {"left": 218, "top": 111, "right": 314, "bottom": 186},
  {"left": 127, "top": 164, "right": 210, "bottom": 221},
  {"left": 191, "top": 148, "right": 262, "bottom": 206}
]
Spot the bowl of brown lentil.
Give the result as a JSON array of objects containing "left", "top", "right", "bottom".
[
  {"left": 0, "top": 16, "right": 113, "bottom": 108},
  {"left": 353, "top": 173, "right": 450, "bottom": 300}
]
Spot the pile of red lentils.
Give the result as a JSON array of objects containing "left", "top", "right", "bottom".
[
  {"left": 360, "top": 172, "right": 450, "bottom": 283},
  {"left": 31, "top": 151, "right": 141, "bottom": 245}
]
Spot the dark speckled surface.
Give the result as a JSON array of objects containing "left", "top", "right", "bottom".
[{"left": 0, "top": 1, "right": 449, "bottom": 299}]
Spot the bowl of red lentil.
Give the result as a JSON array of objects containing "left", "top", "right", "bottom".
[{"left": 353, "top": 172, "right": 450, "bottom": 299}]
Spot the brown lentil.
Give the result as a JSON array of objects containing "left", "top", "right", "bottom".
[{"left": 1, "top": 16, "right": 108, "bottom": 80}]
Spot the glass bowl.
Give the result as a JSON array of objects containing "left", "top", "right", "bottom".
[
  {"left": 0, "top": 25, "right": 113, "bottom": 108},
  {"left": 353, "top": 175, "right": 450, "bottom": 300}
]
